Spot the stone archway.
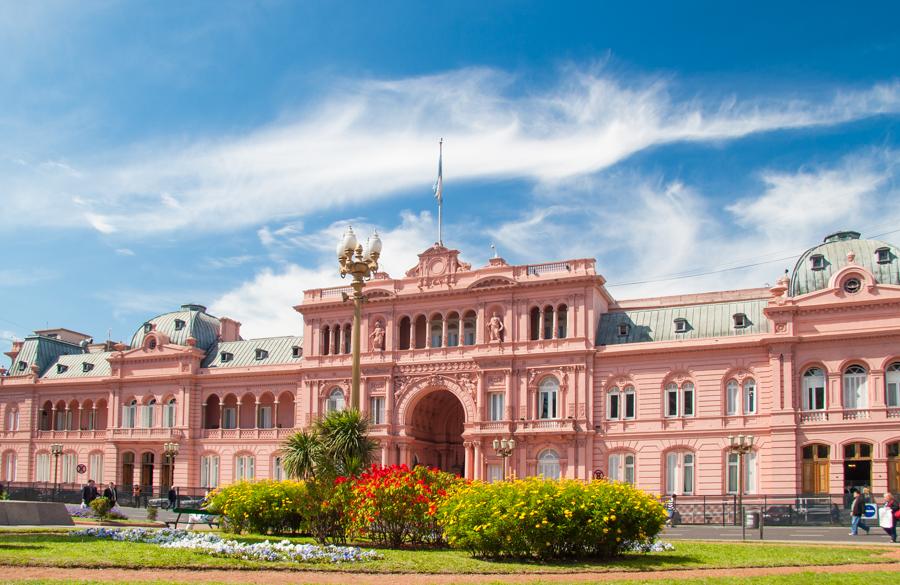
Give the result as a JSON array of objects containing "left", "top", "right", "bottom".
[{"left": 406, "top": 389, "right": 465, "bottom": 474}]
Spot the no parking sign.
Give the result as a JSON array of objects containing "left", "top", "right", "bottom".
[
  {"left": 76, "top": 463, "right": 87, "bottom": 474},
  {"left": 864, "top": 503, "right": 877, "bottom": 519}
]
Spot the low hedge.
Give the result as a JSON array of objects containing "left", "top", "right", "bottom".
[
  {"left": 207, "top": 479, "right": 306, "bottom": 535},
  {"left": 437, "top": 477, "right": 666, "bottom": 560}
]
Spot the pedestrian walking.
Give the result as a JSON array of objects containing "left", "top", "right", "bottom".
[
  {"left": 849, "top": 489, "right": 870, "bottom": 535},
  {"left": 878, "top": 492, "right": 899, "bottom": 543},
  {"left": 167, "top": 486, "right": 178, "bottom": 509},
  {"left": 103, "top": 482, "right": 118, "bottom": 508},
  {"left": 132, "top": 484, "right": 142, "bottom": 507},
  {"left": 80, "top": 479, "right": 98, "bottom": 507}
]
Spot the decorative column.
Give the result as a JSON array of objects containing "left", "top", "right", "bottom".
[
  {"left": 442, "top": 317, "right": 448, "bottom": 347},
  {"left": 236, "top": 399, "right": 243, "bottom": 429},
  {"left": 539, "top": 310, "right": 546, "bottom": 340},
  {"left": 458, "top": 315, "right": 464, "bottom": 346},
  {"left": 273, "top": 400, "right": 279, "bottom": 429},
  {"left": 552, "top": 309, "right": 559, "bottom": 339},
  {"left": 91, "top": 407, "right": 97, "bottom": 432},
  {"left": 473, "top": 441, "right": 482, "bottom": 480},
  {"left": 219, "top": 402, "right": 225, "bottom": 430},
  {"left": 254, "top": 400, "right": 260, "bottom": 429},
  {"left": 51, "top": 407, "right": 57, "bottom": 431},
  {"left": 463, "top": 441, "right": 474, "bottom": 479},
  {"left": 409, "top": 319, "right": 416, "bottom": 349}
]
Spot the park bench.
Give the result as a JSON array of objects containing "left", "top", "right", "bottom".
[{"left": 165, "top": 507, "right": 221, "bottom": 529}]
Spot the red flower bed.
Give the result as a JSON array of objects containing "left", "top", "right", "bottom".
[{"left": 347, "top": 464, "right": 462, "bottom": 547}]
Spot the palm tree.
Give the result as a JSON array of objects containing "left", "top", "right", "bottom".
[{"left": 280, "top": 409, "right": 376, "bottom": 480}]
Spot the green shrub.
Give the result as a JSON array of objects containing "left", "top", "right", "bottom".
[
  {"left": 146, "top": 506, "right": 158, "bottom": 521},
  {"left": 297, "top": 477, "right": 353, "bottom": 545},
  {"left": 207, "top": 480, "right": 307, "bottom": 535},
  {"left": 348, "top": 464, "right": 461, "bottom": 547},
  {"left": 437, "top": 477, "right": 666, "bottom": 560},
  {"left": 89, "top": 496, "right": 112, "bottom": 519}
]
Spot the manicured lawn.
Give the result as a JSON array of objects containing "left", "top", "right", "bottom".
[
  {"left": 0, "top": 531, "right": 893, "bottom": 574},
  {"left": 7, "top": 572, "right": 900, "bottom": 585}
]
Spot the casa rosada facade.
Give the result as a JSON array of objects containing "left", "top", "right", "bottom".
[{"left": 2, "top": 230, "right": 900, "bottom": 499}]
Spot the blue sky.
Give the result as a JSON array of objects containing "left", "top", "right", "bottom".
[{"left": 1, "top": 0, "right": 899, "bottom": 348}]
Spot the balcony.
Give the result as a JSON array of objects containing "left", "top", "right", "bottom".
[
  {"left": 109, "top": 428, "right": 185, "bottom": 440},
  {"left": 518, "top": 419, "right": 576, "bottom": 433},
  {"left": 202, "top": 427, "right": 295, "bottom": 440},
  {"left": 842, "top": 409, "right": 870, "bottom": 420},
  {"left": 799, "top": 411, "right": 828, "bottom": 423},
  {"left": 36, "top": 430, "right": 108, "bottom": 440}
]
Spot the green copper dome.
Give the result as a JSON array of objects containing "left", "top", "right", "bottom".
[
  {"left": 789, "top": 231, "right": 900, "bottom": 296},
  {"left": 130, "top": 304, "right": 221, "bottom": 351}
]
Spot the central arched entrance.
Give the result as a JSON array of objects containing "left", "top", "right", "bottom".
[{"left": 407, "top": 389, "right": 465, "bottom": 475}]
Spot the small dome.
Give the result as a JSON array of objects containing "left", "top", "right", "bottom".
[
  {"left": 130, "top": 304, "right": 221, "bottom": 351},
  {"left": 789, "top": 231, "right": 900, "bottom": 296}
]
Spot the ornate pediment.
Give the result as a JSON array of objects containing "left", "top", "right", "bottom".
[
  {"left": 468, "top": 276, "right": 517, "bottom": 290},
  {"left": 405, "top": 244, "right": 471, "bottom": 289}
]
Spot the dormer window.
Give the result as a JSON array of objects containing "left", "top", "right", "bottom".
[
  {"left": 82, "top": 362, "right": 94, "bottom": 373},
  {"left": 810, "top": 254, "right": 825, "bottom": 271},
  {"left": 674, "top": 318, "right": 689, "bottom": 334},
  {"left": 220, "top": 351, "right": 233, "bottom": 363},
  {"left": 255, "top": 349, "right": 269, "bottom": 360},
  {"left": 174, "top": 319, "right": 186, "bottom": 331},
  {"left": 16, "top": 361, "right": 26, "bottom": 372},
  {"left": 143, "top": 322, "right": 152, "bottom": 334},
  {"left": 617, "top": 323, "right": 630, "bottom": 337},
  {"left": 56, "top": 364, "right": 68, "bottom": 374},
  {"left": 876, "top": 247, "right": 891, "bottom": 264},
  {"left": 292, "top": 346, "right": 302, "bottom": 358},
  {"left": 733, "top": 313, "right": 749, "bottom": 328}
]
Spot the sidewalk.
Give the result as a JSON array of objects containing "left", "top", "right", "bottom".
[{"left": 664, "top": 523, "right": 896, "bottom": 544}]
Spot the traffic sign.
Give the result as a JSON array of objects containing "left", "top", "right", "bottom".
[{"left": 76, "top": 463, "right": 87, "bottom": 474}]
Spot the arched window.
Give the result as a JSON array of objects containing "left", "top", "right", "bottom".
[
  {"left": 235, "top": 454, "right": 255, "bottom": 481},
  {"left": 447, "top": 312, "right": 460, "bottom": 347},
  {"left": 142, "top": 399, "right": 156, "bottom": 428},
  {"left": 200, "top": 454, "right": 219, "bottom": 488},
  {"left": 843, "top": 365, "right": 868, "bottom": 409},
  {"left": 665, "top": 381, "right": 695, "bottom": 418},
  {"left": 801, "top": 444, "right": 830, "bottom": 494},
  {"left": 321, "top": 325, "right": 331, "bottom": 355},
  {"left": 538, "top": 377, "right": 559, "bottom": 419},
  {"left": 726, "top": 451, "right": 758, "bottom": 494},
  {"left": 5, "top": 407, "right": 18, "bottom": 431},
  {"left": 536, "top": 449, "right": 561, "bottom": 480},
  {"left": 88, "top": 452, "right": 103, "bottom": 482},
  {"left": 609, "top": 453, "right": 635, "bottom": 484},
  {"left": 429, "top": 314, "right": 443, "bottom": 348},
  {"left": 557, "top": 304, "right": 568, "bottom": 339},
  {"left": 665, "top": 451, "right": 694, "bottom": 495},
  {"left": 887, "top": 363, "right": 900, "bottom": 408},
  {"left": 343, "top": 324, "right": 352, "bottom": 354},
  {"left": 61, "top": 452, "right": 77, "bottom": 483},
  {"left": 2, "top": 451, "right": 16, "bottom": 482},
  {"left": 121, "top": 452, "right": 135, "bottom": 487},
  {"left": 273, "top": 455, "right": 285, "bottom": 481},
  {"left": 743, "top": 379, "right": 757, "bottom": 414},
  {"left": 398, "top": 316, "right": 411, "bottom": 350},
  {"left": 122, "top": 399, "right": 138, "bottom": 428},
  {"left": 327, "top": 388, "right": 346, "bottom": 413},
  {"left": 607, "top": 386, "right": 636, "bottom": 420},
  {"left": 462, "top": 311, "right": 477, "bottom": 346},
  {"left": 802, "top": 368, "right": 826, "bottom": 411},
  {"left": 414, "top": 315, "right": 427, "bottom": 349},
  {"left": 543, "top": 306, "right": 554, "bottom": 340},
  {"left": 529, "top": 307, "right": 541, "bottom": 341},
  {"left": 726, "top": 380, "right": 739, "bottom": 415},
  {"left": 163, "top": 398, "right": 176, "bottom": 428},
  {"left": 35, "top": 452, "right": 51, "bottom": 482}
]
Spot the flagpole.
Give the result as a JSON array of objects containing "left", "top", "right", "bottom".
[{"left": 437, "top": 138, "right": 443, "bottom": 245}]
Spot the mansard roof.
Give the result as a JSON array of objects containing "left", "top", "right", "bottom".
[
  {"left": 41, "top": 352, "right": 113, "bottom": 379},
  {"left": 202, "top": 336, "right": 303, "bottom": 368},
  {"left": 131, "top": 304, "right": 221, "bottom": 351},
  {"left": 790, "top": 230, "right": 900, "bottom": 297},
  {"left": 6, "top": 335, "right": 86, "bottom": 377},
  {"left": 597, "top": 298, "right": 770, "bottom": 345}
]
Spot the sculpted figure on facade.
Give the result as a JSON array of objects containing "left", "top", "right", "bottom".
[
  {"left": 370, "top": 321, "right": 385, "bottom": 352},
  {"left": 488, "top": 311, "right": 504, "bottom": 342}
]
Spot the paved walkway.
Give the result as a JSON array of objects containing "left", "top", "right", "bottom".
[
  {"left": 5, "top": 560, "right": 900, "bottom": 584},
  {"left": 664, "top": 523, "right": 895, "bottom": 544}
]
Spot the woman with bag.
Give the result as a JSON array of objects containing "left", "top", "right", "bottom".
[{"left": 878, "top": 492, "right": 900, "bottom": 543}]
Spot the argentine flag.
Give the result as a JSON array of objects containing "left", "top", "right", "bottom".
[{"left": 433, "top": 143, "right": 443, "bottom": 203}]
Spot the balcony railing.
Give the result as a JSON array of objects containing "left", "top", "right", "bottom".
[
  {"left": 799, "top": 411, "right": 828, "bottom": 422},
  {"left": 109, "top": 428, "right": 184, "bottom": 439},
  {"left": 842, "top": 409, "right": 870, "bottom": 420},
  {"left": 36, "top": 430, "right": 108, "bottom": 440},
  {"left": 202, "top": 428, "right": 295, "bottom": 439},
  {"left": 519, "top": 419, "right": 575, "bottom": 431}
]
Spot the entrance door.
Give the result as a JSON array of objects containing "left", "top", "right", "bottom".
[
  {"left": 801, "top": 444, "right": 829, "bottom": 494},
  {"left": 140, "top": 452, "right": 155, "bottom": 493},
  {"left": 121, "top": 452, "right": 134, "bottom": 487},
  {"left": 843, "top": 442, "right": 872, "bottom": 496},
  {"left": 406, "top": 389, "right": 465, "bottom": 475},
  {"left": 160, "top": 456, "right": 174, "bottom": 490},
  {"left": 889, "top": 443, "right": 900, "bottom": 494}
]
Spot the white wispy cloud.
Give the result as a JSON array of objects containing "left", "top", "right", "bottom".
[{"left": 2, "top": 67, "right": 898, "bottom": 237}]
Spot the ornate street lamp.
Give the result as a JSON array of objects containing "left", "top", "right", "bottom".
[
  {"left": 728, "top": 434, "right": 755, "bottom": 530},
  {"left": 492, "top": 437, "right": 516, "bottom": 480},
  {"left": 336, "top": 227, "right": 382, "bottom": 410},
  {"left": 50, "top": 443, "right": 63, "bottom": 499},
  {"left": 164, "top": 442, "right": 179, "bottom": 502}
]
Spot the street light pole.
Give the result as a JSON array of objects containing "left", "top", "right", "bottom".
[
  {"left": 164, "top": 442, "right": 180, "bottom": 504},
  {"left": 50, "top": 443, "right": 63, "bottom": 501},
  {"left": 728, "top": 434, "right": 755, "bottom": 538},
  {"left": 492, "top": 438, "right": 516, "bottom": 480},
  {"left": 336, "top": 227, "right": 382, "bottom": 411}
]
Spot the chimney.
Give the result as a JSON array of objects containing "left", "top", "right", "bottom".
[
  {"left": 219, "top": 317, "right": 242, "bottom": 342},
  {"left": 3, "top": 340, "right": 23, "bottom": 362}
]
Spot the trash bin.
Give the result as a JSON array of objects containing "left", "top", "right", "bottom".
[{"left": 745, "top": 511, "right": 760, "bottom": 529}]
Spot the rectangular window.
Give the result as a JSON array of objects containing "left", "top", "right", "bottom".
[
  {"left": 486, "top": 463, "right": 503, "bottom": 483},
  {"left": 236, "top": 456, "right": 255, "bottom": 481},
  {"left": 141, "top": 405, "right": 154, "bottom": 428},
  {"left": 683, "top": 454, "right": 694, "bottom": 494},
  {"left": 273, "top": 456, "right": 284, "bottom": 481},
  {"left": 370, "top": 397, "right": 385, "bottom": 424},
  {"left": 888, "top": 380, "right": 900, "bottom": 408},
  {"left": 258, "top": 406, "right": 273, "bottom": 429},
  {"left": 624, "top": 392, "right": 636, "bottom": 419},
  {"left": 539, "top": 389, "right": 557, "bottom": 419},
  {"left": 726, "top": 381, "right": 739, "bottom": 415},
  {"left": 223, "top": 407, "right": 237, "bottom": 429},
  {"left": 624, "top": 455, "right": 635, "bottom": 484},
  {"left": 608, "top": 393, "right": 620, "bottom": 420},
  {"left": 200, "top": 455, "right": 219, "bottom": 488},
  {"left": 488, "top": 392, "right": 505, "bottom": 421},
  {"left": 61, "top": 453, "right": 77, "bottom": 484},
  {"left": 666, "top": 386, "right": 679, "bottom": 417},
  {"left": 35, "top": 453, "right": 51, "bottom": 482},
  {"left": 609, "top": 454, "right": 621, "bottom": 482},
  {"left": 89, "top": 453, "right": 103, "bottom": 482},
  {"left": 665, "top": 452, "right": 677, "bottom": 494},
  {"left": 3, "top": 453, "right": 16, "bottom": 482},
  {"left": 727, "top": 453, "right": 739, "bottom": 494},
  {"left": 744, "top": 381, "right": 756, "bottom": 414},
  {"left": 683, "top": 384, "right": 695, "bottom": 417},
  {"left": 666, "top": 452, "right": 694, "bottom": 495}
]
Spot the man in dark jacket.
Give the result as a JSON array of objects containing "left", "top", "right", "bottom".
[
  {"left": 849, "top": 489, "right": 870, "bottom": 535},
  {"left": 81, "top": 479, "right": 98, "bottom": 506},
  {"left": 102, "top": 482, "right": 118, "bottom": 508}
]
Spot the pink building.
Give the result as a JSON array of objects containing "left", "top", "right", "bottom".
[{"left": 2, "top": 230, "right": 900, "bottom": 502}]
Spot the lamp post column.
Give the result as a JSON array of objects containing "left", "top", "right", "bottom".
[{"left": 350, "top": 279, "right": 364, "bottom": 410}]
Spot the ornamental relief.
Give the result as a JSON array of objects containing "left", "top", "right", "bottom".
[
  {"left": 397, "top": 361, "right": 477, "bottom": 374},
  {"left": 315, "top": 379, "right": 350, "bottom": 398},
  {"left": 603, "top": 374, "right": 635, "bottom": 391},
  {"left": 527, "top": 366, "right": 573, "bottom": 393},
  {"left": 722, "top": 368, "right": 754, "bottom": 383}
]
